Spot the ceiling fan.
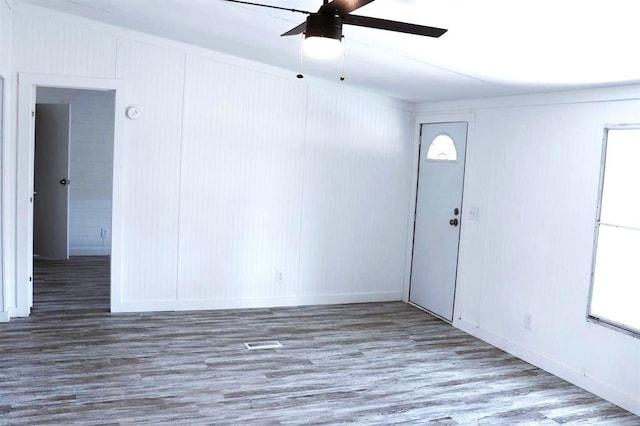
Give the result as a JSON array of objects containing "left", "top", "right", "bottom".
[{"left": 222, "top": 0, "right": 447, "bottom": 60}]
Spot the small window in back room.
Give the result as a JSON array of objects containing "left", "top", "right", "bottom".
[
  {"left": 426, "top": 133, "right": 457, "bottom": 161},
  {"left": 589, "top": 127, "right": 640, "bottom": 335}
]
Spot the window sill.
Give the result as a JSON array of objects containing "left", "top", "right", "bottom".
[{"left": 587, "top": 315, "right": 640, "bottom": 339}]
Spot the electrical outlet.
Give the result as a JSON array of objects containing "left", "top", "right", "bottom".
[
  {"left": 524, "top": 314, "right": 532, "bottom": 330},
  {"left": 100, "top": 228, "right": 109, "bottom": 238},
  {"left": 275, "top": 271, "right": 284, "bottom": 283}
]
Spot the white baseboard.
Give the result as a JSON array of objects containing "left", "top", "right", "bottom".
[
  {"left": 69, "top": 247, "right": 110, "bottom": 256},
  {"left": 111, "top": 291, "right": 402, "bottom": 313},
  {"left": 0, "top": 311, "right": 9, "bottom": 322},
  {"left": 296, "top": 292, "right": 403, "bottom": 306},
  {"left": 454, "top": 318, "right": 640, "bottom": 417},
  {"left": 7, "top": 305, "right": 29, "bottom": 318}
]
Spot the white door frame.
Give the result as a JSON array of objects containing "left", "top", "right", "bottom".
[
  {"left": 0, "top": 75, "right": 5, "bottom": 321},
  {"left": 402, "top": 112, "right": 474, "bottom": 323},
  {"left": 15, "top": 73, "right": 125, "bottom": 317}
]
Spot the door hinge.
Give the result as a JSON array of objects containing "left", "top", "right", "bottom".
[
  {"left": 29, "top": 276, "right": 32, "bottom": 282},
  {"left": 29, "top": 196, "right": 33, "bottom": 203},
  {"left": 31, "top": 110, "right": 35, "bottom": 118}
]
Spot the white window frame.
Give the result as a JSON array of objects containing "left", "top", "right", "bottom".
[{"left": 587, "top": 124, "right": 640, "bottom": 338}]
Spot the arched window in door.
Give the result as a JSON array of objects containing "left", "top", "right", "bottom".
[{"left": 426, "top": 133, "right": 457, "bottom": 161}]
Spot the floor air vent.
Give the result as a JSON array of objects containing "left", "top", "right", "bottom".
[{"left": 244, "top": 341, "right": 283, "bottom": 350}]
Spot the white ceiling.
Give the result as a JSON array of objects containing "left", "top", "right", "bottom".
[{"left": 17, "top": 0, "right": 640, "bottom": 102}]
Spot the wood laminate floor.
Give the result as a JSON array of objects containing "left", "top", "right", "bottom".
[{"left": 0, "top": 256, "right": 637, "bottom": 425}]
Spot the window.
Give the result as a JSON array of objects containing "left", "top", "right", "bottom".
[
  {"left": 589, "top": 128, "right": 640, "bottom": 335},
  {"left": 426, "top": 133, "right": 457, "bottom": 161}
]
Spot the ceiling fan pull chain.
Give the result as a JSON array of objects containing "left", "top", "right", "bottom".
[
  {"left": 340, "top": 36, "right": 346, "bottom": 81},
  {"left": 297, "top": 33, "right": 305, "bottom": 79}
]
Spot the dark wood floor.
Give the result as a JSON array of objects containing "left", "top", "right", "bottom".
[{"left": 0, "top": 257, "right": 637, "bottom": 425}]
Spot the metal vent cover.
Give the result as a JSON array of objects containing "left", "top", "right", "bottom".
[{"left": 244, "top": 341, "right": 283, "bottom": 350}]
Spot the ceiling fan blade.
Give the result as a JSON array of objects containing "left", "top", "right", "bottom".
[
  {"left": 318, "top": 0, "right": 375, "bottom": 16},
  {"left": 281, "top": 21, "right": 307, "bottom": 37},
  {"left": 344, "top": 14, "right": 447, "bottom": 38},
  {"left": 222, "top": 0, "right": 311, "bottom": 15}
]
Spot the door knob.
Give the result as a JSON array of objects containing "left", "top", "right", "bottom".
[
  {"left": 449, "top": 218, "right": 459, "bottom": 226},
  {"left": 59, "top": 178, "right": 70, "bottom": 185}
]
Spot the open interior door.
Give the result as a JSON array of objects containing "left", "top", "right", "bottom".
[{"left": 34, "top": 103, "right": 71, "bottom": 260}]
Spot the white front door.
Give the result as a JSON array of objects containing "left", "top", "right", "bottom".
[
  {"left": 33, "top": 103, "right": 71, "bottom": 260},
  {"left": 410, "top": 121, "right": 468, "bottom": 321}
]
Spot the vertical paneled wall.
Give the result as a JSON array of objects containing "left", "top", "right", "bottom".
[
  {"left": 115, "top": 40, "right": 185, "bottom": 303},
  {"left": 299, "top": 87, "right": 414, "bottom": 300},
  {"left": 177, "top": 56, "right": 307, "bottom": 305},
  {"left": 417, "top": 95, "right": 640, "bottom": 414},
  {"left": 12, "top": 11, "right": 116, "bottom": 78},
  {"left": 36, "top": 88, "right": 115, "bottom": 255},
  {"left": 0, "top": 0, "right": 10, "bottom": 315},
  {"left": 0, "top": 0, "right": 10, "bottom": 74},
  {"left": 7, "top": 6, "right": 414, "bottom": 312}
]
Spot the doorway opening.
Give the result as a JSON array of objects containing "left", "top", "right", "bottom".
[{"left": 32, "top": 88, "right": 115, "bottom": 313}]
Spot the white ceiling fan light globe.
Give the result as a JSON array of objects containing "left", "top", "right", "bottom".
[{"left": 303, "top": 36, "right": 343, "bottom": 60}]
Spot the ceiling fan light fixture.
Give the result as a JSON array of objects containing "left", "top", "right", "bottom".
[
  {"left": 304, "top": 36, "right": 342, "bottom": 60},
  {"left": 303, "top": 14, "right": 343, "bottom": 60}
]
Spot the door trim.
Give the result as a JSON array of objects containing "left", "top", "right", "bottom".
[
  {"left": 402, "top": 113, "right": 474, "bottom": 323},
  {"left": 14, "top": 73, "right": 125, "bottom": 318},
  {"left": 0, "top": 75, "right": 5, "bottom": 319}
]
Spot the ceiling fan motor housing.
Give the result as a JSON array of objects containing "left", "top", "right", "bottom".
[{"left": 305, "top": 14, "right": 343, "bottom": 41}]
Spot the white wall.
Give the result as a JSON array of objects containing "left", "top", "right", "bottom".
[
  {"left": 4, "top": 4, "right": 414, "bottom": 314},
  {"left": 36, "top": 87, "right": 114, "bottom": 256},
  {"left": 0, "top": 0, "right": 13, "bottom": 320},
  {"left": 417, "top": 88, "right": 640, "bottom": 416},
  {"left": 0, "top": 0, "right": 10, "bottom": 74}
]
